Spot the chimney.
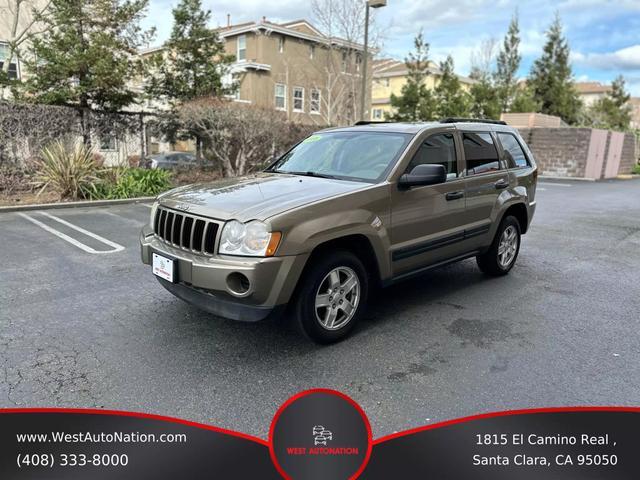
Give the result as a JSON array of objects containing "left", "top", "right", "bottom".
[
  {"left": 227, "top": 14, "right": 231, "bottom": 27},
  {"left": 262, "top": 16, "right": 267, "bottom": 23}
]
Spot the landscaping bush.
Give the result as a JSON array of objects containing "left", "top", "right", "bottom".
[
  {"left": 92, "top": 168, "right": 172, "bottom": 199},
  {"left": 35, "top": 141, "right": 100, "bottom": 200},
  {"left": 632, "top": 163, "right": 640, "bottom": 175}
]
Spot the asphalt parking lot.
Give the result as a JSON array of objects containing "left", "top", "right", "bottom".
[{"left": 1, "top": 178, "right": 639, "bottom": 439}]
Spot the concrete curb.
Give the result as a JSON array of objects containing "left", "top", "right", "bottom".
[
  {"left": 538, "top": 175, "right": 596, "bottom": 182},
  {"left": 539, "top": 175, "right": 640, "bottom": 182},
  {"left": 0, "top": 196, "right": 156, "bottom": 213}
]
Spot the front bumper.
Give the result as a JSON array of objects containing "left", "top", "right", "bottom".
[{"left": 140, "top": 226, "right": 308, "bottom": 322}]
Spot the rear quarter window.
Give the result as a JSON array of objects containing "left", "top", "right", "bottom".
[{"left": 497, "top": 132, "right": 530, "bottom": 168}]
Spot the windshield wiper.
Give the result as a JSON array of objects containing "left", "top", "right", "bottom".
[{"left": 273, "top": 170, "right": 337, "bottom": 179}]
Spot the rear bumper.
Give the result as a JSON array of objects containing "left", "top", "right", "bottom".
[
  {"left": 528, "top": 200, "right": 537, "bottom": 231},
  {"left": 140, "top": 226, "right": 308, "bottom": 322}
]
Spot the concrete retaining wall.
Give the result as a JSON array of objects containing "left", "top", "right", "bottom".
[{"left": 517, "top": 127, "right": 637, "bottom": 180}]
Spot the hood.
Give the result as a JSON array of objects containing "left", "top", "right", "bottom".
[{"left": 158, "top": 173, "right": 368, "bottom": 222}]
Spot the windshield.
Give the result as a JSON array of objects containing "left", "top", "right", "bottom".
[{"left": 267, "top": 132, "right": 412, "bottom": 183}]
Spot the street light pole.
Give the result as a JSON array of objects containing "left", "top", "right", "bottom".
[{"left": 360, "top": 0, "right": 386, "bottom": 122}]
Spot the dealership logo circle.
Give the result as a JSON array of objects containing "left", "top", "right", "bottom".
[{"left": 269, "top": 389, "right": 372, "bottom": 479}]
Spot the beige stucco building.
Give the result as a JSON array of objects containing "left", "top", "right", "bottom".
[
  {"left": 370, "top": 58, "right": 476, "bottom": 121},
  {"left": 0, "top": 0, "right": 50, "bottom": 81},
  {"left": 575, "top": 81, "right": 613, "bottom": 107},
  {"left": 141, "top": 18, "right": 370, "bottom": 126}
]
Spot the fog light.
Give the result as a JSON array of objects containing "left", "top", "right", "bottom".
[{"left": 226, "top": 272, "right": 251, "bottom": 297}]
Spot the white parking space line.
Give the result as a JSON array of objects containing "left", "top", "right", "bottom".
[
  {"left": 538, "top": 188, "right": 547, "bottom": 191},
  {"left": 18, "top": 212, "right": 125, "bottom": 254},
  {"left": 539, "top": 182, "right": 572, "bottom": 187},
  {"left": 142, "top": 204, "right": 153, "bottom": 209}
]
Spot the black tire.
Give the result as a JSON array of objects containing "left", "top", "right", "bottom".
[
  {"left": 476, "top": 215, "right": 521, "bottom": 276},
  {"left": 291, "top": 250, "right": 369, "bottom": 344}
]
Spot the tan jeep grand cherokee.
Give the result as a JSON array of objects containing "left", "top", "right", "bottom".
[{"left": 140, "top": 119, "right": 537, "bottom": 343}]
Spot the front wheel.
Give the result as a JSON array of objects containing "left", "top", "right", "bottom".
[
  {"left": 476, "top": 215, "right": 521, "bottom": 276},
  {"left": 291, "top": 250, "right": 369, "bottom": 344}
]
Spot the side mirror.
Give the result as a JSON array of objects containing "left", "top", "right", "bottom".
[{"left": 398, "top": 164, "right": 447, "bottom": 189}]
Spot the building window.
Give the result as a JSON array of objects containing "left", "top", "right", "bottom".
[
  {"left": 341, "top": 52, "right": 348, "bottom": 73},
  {"left": 384, "top": 78, "right": 390, "bottom": 87},
  {"left": 278, "top": 36, "right": 285, "bottom": 54},
  {"left": 99, "top": 134, "right": 117, "bottom": 151},
  {"left": 0, "top": 43, "right": 19, "bottom": 80},
  {"left": 309, "top": 45, "right": 315, "bottom": 60},
  {"left": 237, "top": 35, "right": 246, "bottom": 61},
  {"left": 311, "top": 89, "right": 321, "bottom": 114},
  {"left": 355, "top": 53, "right": 362, "bottom": 73},
  {"left": 275, "top": 83, "right": 286, "bottom": 110},
  {"left": 293, "top": 87, "right": 304, "bottom": 112},
  {"left": 372, "top": 108, "right": 383, "bottom": 120}
]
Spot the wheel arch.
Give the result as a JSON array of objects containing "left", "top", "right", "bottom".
[
  {"left": 500, "top": 202, "right": 529, "bottom": 234},
  {"left": 297, "top": 234, "right": 383, "bottom": 292}
]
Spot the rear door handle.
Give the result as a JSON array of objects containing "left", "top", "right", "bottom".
[
  {"left": 494, "top": 179, "right": 509, "bottom": 190},
  {"left": 446, "top": 191, "right": 464, "bottom": 201}
]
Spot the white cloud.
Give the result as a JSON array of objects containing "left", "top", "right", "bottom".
[{"left": 573, "top": 45, "right": 640, "bottom": 71}]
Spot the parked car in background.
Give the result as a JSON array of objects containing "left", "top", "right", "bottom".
[
  {"left": 142, "top": 152, "right": 197, "bottom": 169},
  {"left": 140, "top": 119, "right": 538, "bottom": 343}
]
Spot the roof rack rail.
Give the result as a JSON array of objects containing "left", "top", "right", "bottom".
[
  {"left": 354, "top": 121, "right": 394, "bottom": 126},
  {"left": 440, "top": 117, "right": 507, "bottom": 125}
]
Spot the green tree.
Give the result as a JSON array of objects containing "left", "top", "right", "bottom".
[
  {"left": 510, "top": 85, "right": 540, "bottom": 113},
  {"left": 468, "top": 39, "right": 501, "bottom": 119},
  {"left": 387, "top": 31, "right": 435, "bottom": 121},
  {"left": 495, "top": 13, "right": 521, "bottom": 112},
  {"left": 587, "top": 76, "right": 632, "bottom": 131},
  {"left": 528, "top": 14, "right": 582, "bottom": 124},
  {"left": 147, "top": 0, "right": 234, "bottom": 102},
  {"left": 23, "top": 0, "right": 153, "bottom": 111},
  {"left": 434, "top": 55, "right": 470, "bottom": 119},
  {"left": 146, "top": 0, "right": 235, "bottom": 161},
  {"left": 469, "top": 78, "right": 501, "bottom": 119}
]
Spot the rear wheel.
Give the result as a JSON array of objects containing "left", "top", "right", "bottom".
[
  {"left": 292, "top": 250, "right": 368, "bottom": 344},
  {"left": 476, "top": 215, "right": 521, "bottom": 276}
]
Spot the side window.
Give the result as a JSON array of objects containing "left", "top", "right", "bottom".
[
  {"left": 462, "top": 132, "right": 500, "bottom": 176},
  {"left": 497, "top": 132, "right": 529, "bottom": 168},
  {"left": 407, "top": 133, "right": 458, "bottom": 180}
]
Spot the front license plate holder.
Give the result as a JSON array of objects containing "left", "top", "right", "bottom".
[{"left": 152, "top": 253, "right": 177, "bottom": 283}]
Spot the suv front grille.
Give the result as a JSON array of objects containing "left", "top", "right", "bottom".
[{"left": 153, "top": 206, "right": 220, "bottom": 255}]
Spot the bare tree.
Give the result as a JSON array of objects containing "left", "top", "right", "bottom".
[
  {"left": 0, "top": 0, "right": 52, "bottom": 87},
  {"left": 308, "top": 0, "right": 384, "bottom": 125},
  {"left": 469, "top": 37, "right": 498, "bottom": 80},
  {"left": 178, "top": 99, "right": 288, "bottom": 177}
]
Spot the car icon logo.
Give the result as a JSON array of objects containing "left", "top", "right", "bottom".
[{"left": 313, "top": 425, "right": 333, "bottom": 446}]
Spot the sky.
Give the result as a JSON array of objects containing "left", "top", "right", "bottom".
[{"left": 142, "top": 0, "right": 640, "bottom": 96}]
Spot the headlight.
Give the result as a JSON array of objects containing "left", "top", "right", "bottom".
[
  {"left": 149, "top": 201, "right": 159, "bottom": 228},
  {"left": 219, "top": 220, "right": 281, "bottom": 257}
]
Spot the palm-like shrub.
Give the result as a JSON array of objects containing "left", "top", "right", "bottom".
[{"left": 36, "top": 141, "right": 100, "bottom": 200}]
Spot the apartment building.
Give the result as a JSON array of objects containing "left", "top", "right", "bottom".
[
  {"left": 140, "top": 18, "right": 371, "bottom": 126},
  {"left": 0, "top": 0, "right": 52, "bottom": 83},
  {"left": 219, "top": 18, "right": 370, "bottom": 125},
  {"left": 371, "top": 58, "right": 476, "bottom": 121},
  {"left": 575, "top": 81, "right": 613, "bottom": 107}
]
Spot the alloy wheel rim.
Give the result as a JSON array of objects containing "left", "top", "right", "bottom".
[
  {"left": 315, "top": 267, "right": 361, "bottom": 331},
  {"left": 498, "top": 225, "right": 518, "bottom": 269}
]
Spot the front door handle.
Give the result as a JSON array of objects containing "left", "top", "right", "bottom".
[
  {"left": 494, "top": 179, "right": 509, "bottom": 190},
  {"left": 446, "top": 191, "right": 464, "bottom": 201}
]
